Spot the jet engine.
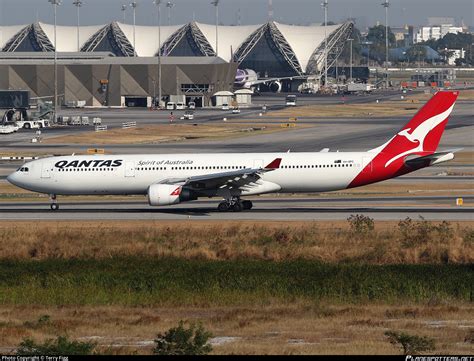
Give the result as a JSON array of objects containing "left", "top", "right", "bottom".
[
  {"left": 268, "top": 81, "right": 282, "bottom": 93},
  {"left": 148, "top": 184, "right": 197, "bottom": 206}
]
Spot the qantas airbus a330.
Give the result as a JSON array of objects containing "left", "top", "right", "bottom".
[{"left": 8, "top": 91, "right": 459, "bottom": 212}]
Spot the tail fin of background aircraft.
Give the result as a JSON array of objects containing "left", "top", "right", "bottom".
[{"left": 349, "top": 91, "right": 459, "bottom": 188}]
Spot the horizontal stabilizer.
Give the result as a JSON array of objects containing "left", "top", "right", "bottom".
[{"left": 404, "top": 150, "right": 460, "bottom": 168}]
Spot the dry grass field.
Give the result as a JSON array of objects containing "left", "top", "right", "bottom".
[
  {"left": 0, "top": 220, "right": 472, "bottom": 264},
  {"left": 0, "top": 303, "right": 472, "bottom": 355},
  {"left": 266, "top": 101, "right": 423, "bottom": 118},
  {"left": 265, "top": 89, "right": 474, "bottom": 119},
  {"left": 43, "top": 122, "right": 299, "bottom": 145},
  {"left": 406, "top": 89, "right": 474, "bottom": 102},
  {"left": 0, "top": 219, "right": 472, "bottom": 355}
]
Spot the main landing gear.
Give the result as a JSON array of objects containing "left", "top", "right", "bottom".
[
  {"left": 50, "top": 194, "right": 59, "bottom": 211},
  {"left": 217, "top": 197, "right": 253, "bottom": 212}
]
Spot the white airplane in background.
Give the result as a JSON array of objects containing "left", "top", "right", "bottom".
[
  {"left": 8, "top": 91, "right": 459, "bottom": 212},
  {"left": 234, "top": 68, "right": 307, "bottom": 93}
]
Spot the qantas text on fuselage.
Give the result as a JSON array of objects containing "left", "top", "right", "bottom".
[{"left": 7, "top": 91, "right": 460, "bottom": 212}]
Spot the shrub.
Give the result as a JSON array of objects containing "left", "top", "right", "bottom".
[
  {"left": 385, "top": 330, "right": 435, "bottom": 355},
  {"left": 398, "top": 217, "right": 435, "bottom": 247},
  {"left": 347, "top": 214, "right": 374, "bottom": 235},
  {"left": 16, "top": 336, "right": 96, "bottom": 355},
  {"left": 23, "top": 315, "right": 51, "bottom": 329},
  {"left": 435, "top": 221, "right": 454, "bottom": 243},
  {"left": 463, "top": 228, "right": 474, "bottom": 245},
  {"left": 153, "top": 321, "right": 213, "bottom": 355},
  {"left": 465, "top": 330, "right": 474, "bottom": 344}
]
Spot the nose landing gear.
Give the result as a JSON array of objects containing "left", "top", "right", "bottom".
[
  {"left": 49, "top": 194, "right": 59, "bottom": 211},
  {"left": 217, "top": 197, "right": 253, "bottom": 212}
]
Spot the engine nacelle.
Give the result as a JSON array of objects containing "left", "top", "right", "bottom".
[
  {"left": 269, "top": 81, "right": 282, "bottom": 93},
  {"left": 147, "top": 184, "right": 197, "bottom": 206}
]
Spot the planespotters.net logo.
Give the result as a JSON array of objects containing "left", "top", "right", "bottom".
[{"left": 406, "top": 357, "right": 474, "bottom": 361}]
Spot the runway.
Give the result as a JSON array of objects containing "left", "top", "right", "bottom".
[
  {"left": 0, "top": 197, "right": 472, "bottom": 221},
  {"left": 0, "top": 91, "right": 472, "bottom": 222}
]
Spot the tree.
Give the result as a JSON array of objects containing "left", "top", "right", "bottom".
[
  {"left": 153, "top": 321, "right": 213, "bottom": 355},
  {"left": 367, "top": 25, "right": 396, "bottom": 48},
  {"left": 385, "top": 331, "right": 435, "bottom": 355},
  {"left": 420, "top": 32, "right": 474, "bottom": 66},
  {"left": 366, "top": 25, "right": 396, "bottom": 65},
  {"left": 406, "top": 45, "right": 428, "bottom": 63}
]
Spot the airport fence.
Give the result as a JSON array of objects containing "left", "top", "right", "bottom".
[
  {"left": 122, "top": 121, "right": 137, "bottom": 129},
  {"left": 95, "top": 125, "right": 108, "bottom": 132}
]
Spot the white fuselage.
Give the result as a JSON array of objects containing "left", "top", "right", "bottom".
[{"left": 8, "top": 152, "right": 375, "bottom": 196}]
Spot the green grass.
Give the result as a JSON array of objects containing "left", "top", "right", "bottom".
[{"left": 0, "top": 258, "right": 472, "bottom": 306}]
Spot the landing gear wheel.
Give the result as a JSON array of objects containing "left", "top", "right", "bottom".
[
  {"left": 231, "top": 202, "right": 243, "bottom": 212},
  {"left": 50, "top": 203, "right": 59, "bottom": 211},
  {"left": 242, "top": 200, "right": 253, "bottom": 210},
  {"left": 217, "top": 202, "right": 229, "bottom": 212}
]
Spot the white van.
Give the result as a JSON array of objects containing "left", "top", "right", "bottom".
[
  {"left": 176, "top": 102, "right": 185, "bottom": 110},
  {"left": 188, "top": 102, "right": 196, "bottom": 109},
  {"left": 166, "top": 102, "right": 176, "bottom": 110}
]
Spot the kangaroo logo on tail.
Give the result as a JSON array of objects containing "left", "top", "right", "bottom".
[
  {"left": 385, "top": 103, "right": 455, "bottom": 167},
  {"left": 348, "top": 91, "right": 459, "bottom": 190}
]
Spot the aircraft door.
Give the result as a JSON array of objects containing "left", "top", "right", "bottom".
[
  {"left": 125, "top": 161, "right": 135, "bottom": 177},
  {"left": 253, "top": 159, "right": 264, "bottom": 169},
  {"left": 362, "top": 156, "right": 373, "bottom": 173},
  {"left": 41, "top": 162, "right": 52, "bottom": 178}
]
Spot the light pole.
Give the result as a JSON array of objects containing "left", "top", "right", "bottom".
[
  {"left": 121, "top": 4, "right": 127, "bottom": 22},
  {"left": 211, "top": 0, "right": 219, "bottom": 57},
  {"left": 130, "top": 1, "right": 138, "bottom": 57},
  {"left": 382, "top": 0, "right": 389, "bottom": 88},
  {"left": 321, "top": 0, "right": 328, "bottom": 86},
  {"left": 166, "top": 1, "right": 174, "bottom": 26},
  {"left": 48, "top": 0, "right": 61, "bottom": 123},
  {"left": 73, "top": 0, "right": 82, "bottom": 51},
  {"left": 361, "top": 41, "right": 373, "bottom": 67},
  {"left": 0, "top": 1, "right": 2, "bottom": 47},
  {"left": 153, "top": 0, "right": 162, "bottom": 108},
  {"left": 347, "top": 38, "right": 353, "bottom": 83}
]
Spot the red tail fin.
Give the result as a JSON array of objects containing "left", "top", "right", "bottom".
[
  {"left": 349, "top": 91, "right": 458, "bottom": 188},
  {"left": 379, "top": 91, "right": 458, "bottom": 163}
]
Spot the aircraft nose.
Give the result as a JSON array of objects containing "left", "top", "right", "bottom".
[{"left": 7, "top": 172, "right": 19, "bottom": 186}]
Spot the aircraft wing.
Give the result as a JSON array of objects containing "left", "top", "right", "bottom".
[
  {"left": 157, "top": 158, "right": 282, "bottom": 190},
  {"left": 246, "top": 75, "right": 308, "bottom": 87}
]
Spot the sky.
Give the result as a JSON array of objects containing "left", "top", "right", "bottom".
[{"left": 0, "top": 0, "right": 472, "bottom": 28}]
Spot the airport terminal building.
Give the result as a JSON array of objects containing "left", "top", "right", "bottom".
[
  {"left": 0, "top": 53, "right": 236, "bottom": 107},
  {"left": 0, "top": 21, "right": 352, "bottom": 106}
]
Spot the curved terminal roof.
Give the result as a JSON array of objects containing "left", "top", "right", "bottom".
[
  {"left": 39, "top": 23, "right": 103, "bottom": 52},
  {"left": 115, "top": 22, "right": 182, "bottom": 57},
  {"left": 0, "top": 21, "right": 353, "bottom": 75},
  {"left": 274, "top": 22, "right": 341, "bottom": 71},
  {"left": 195, "top": 22, "right": 261, "bottom": 62},
  {"left": 0, "top": 25, "right": 28, "bottom": 49}
]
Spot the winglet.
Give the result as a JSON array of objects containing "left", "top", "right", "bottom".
[{"left": 264, "top": 158, "right": 282, "bottom": 170}]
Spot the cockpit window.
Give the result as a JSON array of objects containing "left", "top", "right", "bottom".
[{"left": 17, "top": 167, "right": 29, "bottom": 173}]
